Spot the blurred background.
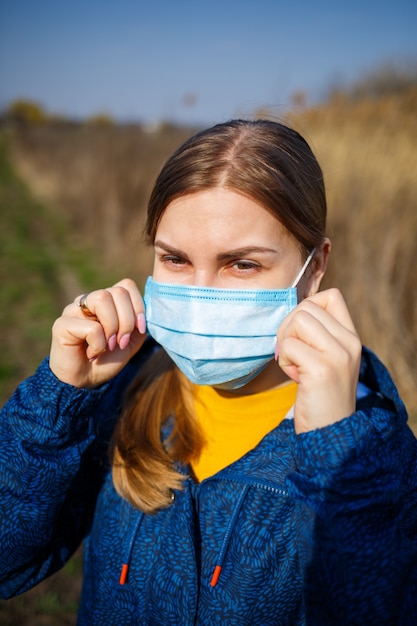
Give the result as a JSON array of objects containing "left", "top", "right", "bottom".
[{"left": 1, "top": 0, "right": 416, "bottom": 623}]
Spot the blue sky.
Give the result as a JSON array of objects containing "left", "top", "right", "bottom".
[{"left": 1, "top": 0, "right": 416, "bottom": 126}]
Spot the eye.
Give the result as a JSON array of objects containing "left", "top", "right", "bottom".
[
  {"left": 230, "top": 260, "right": 261, "bottom": 273},
  {"left": 161, "top": 255, "right": 188, "bottom": 268}
]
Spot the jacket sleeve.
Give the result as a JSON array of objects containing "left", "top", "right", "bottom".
[
  {"left": 0, "top": 356, "right": 132, "bottom": 598},
  {"left": 287, "top": 348, "right": 417, "bottom": 625}
]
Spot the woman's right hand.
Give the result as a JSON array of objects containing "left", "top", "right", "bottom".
[{"left": 50, "top": 278, "right": 147, "bottom": 388}]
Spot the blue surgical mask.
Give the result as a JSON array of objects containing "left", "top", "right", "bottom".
[{"left": 144, "top": 249, "right": 315, "bottom": 389}]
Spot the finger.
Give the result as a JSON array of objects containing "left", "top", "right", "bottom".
[
  {"left": 72, "top": 281, "right": 146, "bottom": 351},
  {"left": 104, "top": 285, "right": 138, "bottom": 349},
  {"left": 278, "top": 288, "right": 358, "bottom": 347},
  {"left": 112, "top": 278, "right": 146, "bottom": 333},
  {"left": 279, "top": 303, "right": 359, "bottom": 354},
  {"left": 301, "top": 288, "right": 357, "bottom": 334},
  {"left": 53, "top": 315, "right": 108, "bottom": 361},
  {"left": 107, "top": 281, "right": 147, "bottom": 347},
  {"left": 73, "top": 289, "right": 121, "bottom": 350},
  {"left": 278, "top": 310, "right": 362, "bottom": 392},
  {"left": 279, "top": 323, "right": 356, "bottom": 372},
  {"left": 278, "top": 336, "right": 318, "bottom": 383}
]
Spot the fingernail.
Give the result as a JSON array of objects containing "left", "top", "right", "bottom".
[
  {"left": 119, "top": 333, "right": 131, "bottom": 350},
  {"left": 274, "top": 342, "right": 279, "bottom": 361},
  {"left": 89, "top": 355, "right": 98, "bottom": 363},
  {"left": 137, "top": 313, "right": 146, "bottom": 334},
  {"left": 108, "top": 334, "right": 117, "bottom": 352}
]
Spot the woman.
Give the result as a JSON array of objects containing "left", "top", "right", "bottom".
[{"left": 1, "top": 120, "right": 416, "bottom": 624}]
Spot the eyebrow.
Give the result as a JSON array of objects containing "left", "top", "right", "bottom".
[
  {"left": 154, "top": 240, "right": 279, "bottom": 260},
  {"left": 216, "top": 246, "right": 279, "bottom": 260},
  {"left": 154, "top": 240, "right": 190, "bottom": 259}
]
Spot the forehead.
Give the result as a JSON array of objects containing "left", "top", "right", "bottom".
[{"left": 155, "top": 188, "right": 292, "bottom": 250}]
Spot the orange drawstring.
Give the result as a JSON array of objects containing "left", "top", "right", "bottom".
[
  {"left": 210, "top": 565, "right": 222, "bottom": 587},
  {"left": 119, "top": 563, "right": 129, "bottom": 585}
]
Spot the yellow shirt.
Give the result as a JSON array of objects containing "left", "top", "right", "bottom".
[{"left": 191, "top": 382, "right": 297, "bottom": 482}]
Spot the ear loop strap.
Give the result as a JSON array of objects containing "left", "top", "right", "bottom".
[{"left": 291, "top": 248, "right": 316, "bottom": 288}]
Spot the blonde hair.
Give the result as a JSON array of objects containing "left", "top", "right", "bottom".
[
  {"left": 112, "top": 349, "right": 204, "bottom": 512},
  {"left": 112, "top": 119, "right": 327, "bottom": 512}
]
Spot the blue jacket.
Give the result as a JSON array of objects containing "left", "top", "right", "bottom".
[{"left": 0, "top": 342, "right": 416, "bottom": 625}]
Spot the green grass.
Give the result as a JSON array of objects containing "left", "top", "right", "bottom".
[
  {"left": 0, "top": 133, "right": 119, "bottom": 403},
  {"left": 36, "top": 591, "right": 79, "bottom": 615}
]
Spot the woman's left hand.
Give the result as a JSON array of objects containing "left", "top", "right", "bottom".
[{"left": 277, "top": 288, "right": 362, "bottom": 434}]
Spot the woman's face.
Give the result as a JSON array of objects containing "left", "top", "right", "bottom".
[{"left": 152, "top": 188, "right": 322, "bottom": 295}]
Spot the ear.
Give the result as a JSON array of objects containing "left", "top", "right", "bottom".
[{"left": 301, "top": 238, "right": 331, "bottom": 299}]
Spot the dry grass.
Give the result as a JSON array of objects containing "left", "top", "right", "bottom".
[
  {"left": 10, "top": 123, "right": 195, "bottom": 287},
  {"left": 286, "top": 89, "right": 417, "bottom": 421}
]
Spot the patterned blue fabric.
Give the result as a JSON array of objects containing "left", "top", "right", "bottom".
[{"left": 0, "top": 343, "right": 416, "bottom": 625}]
